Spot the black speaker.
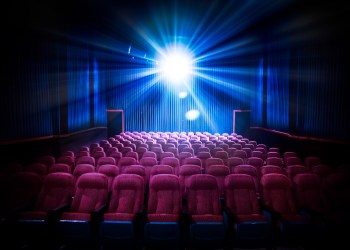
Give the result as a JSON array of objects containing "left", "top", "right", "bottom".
[{"left": 106, "top": 110, "right": 124, "bottom": 137}]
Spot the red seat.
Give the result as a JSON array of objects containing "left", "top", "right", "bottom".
[
  {"left": 99, "top": 174, "right": 145, "bottom": 248},
  {"left": 56, "top": 173, "right": 108, "bottom": 248},
  {"left": 144, "top": 174, "right": 182, "bottom": 247},
  {"left": 224, "top": 174, "right": 272, "bottom": 248},
  {"left": 14, "top": 173, "right": 74, "bottom": 249},
  {"left": 206, "top": 165, "right": 230, "bottom": 198},
  {"left": 260, "top": 173, "right": 311, "bottom": 247},
  {"left": 185, "top": 174, "right": 227, "bottom": 248}
]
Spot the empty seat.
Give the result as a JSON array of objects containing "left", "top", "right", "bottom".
[
  {"left": 205, "top": 165, "right": 230, "bottom": 198},
  {"left": 160, "top": 157, "right": 180, "bottom": 176},
  {"left": 266, "top": 157, "right": 284, "bottom": 168},
  {"left": 118, "top": 157, "right": 137, "bottom": 174},
  {"left": 227, "top": 157, "right": 244, "bottom": 173},
  {"left": 76, "top": 156, "right": 95, "bottom": 167},
  {"left": 56, "top": 156, "right": 75, "bottom": 170},
  {"left": 26, "top": 163, "right": 48, "bottom": 177},
  {"left": 109, "top": 151, "right": 122, "bottom": 165},
  {"left": 37, "top": 155, "right": 55, "bottom": 170},
  {"left": 285, "top": 156, "right": 303, "bottom": 167},
  {"left": 56, "top": 173, "right": 108, "bottom": 249},
  {"left": 178, "top": 165, "right": 202, "bottom": 199},
  {"left": 261, "top": 165, "right": 286, "bottom": 175},
  {"left": 185, "top": 174, "right": 227, "bottom": 249},
  {"left": 97, "top": 164, "right": 119, "bottom": 193},
  {"left": 233, "top": 165, "right": 260, "bottom": 197},
  {"left": 183, "top": 157, "right": 201, "bottom": 168},
  {"left": 48, "top": 163, "right": 71, "bottom": 174},
  {"left": 260, "top": 173, "right": 311, "bottom": 247},
  {"left": 150, "top": 165, "right": 175, "bottom": 178},
  {"left": 224, "top": 174, "right": 272, "bottom": 248},
  {"left": 304, "top": 156, "right": 323, "bottom": 171},
  {"left": 72, "top": 164, "right": 95, "bottom": 191},
  {"left": 144, "top": 174, "right": 182, "bottom": 248},
  {"left": 178, "top": 152, "right": 193, "bottom": 166},
  {"left": 125, "top": 151, "right": 139, "bottom": 162},
  {"left": 99, "top": 174, "right": 144, "bottom": 249},
  {"left": 292, "top": 173, "right": 330, "bottom": 247},
  {"left": 206, "top": 157, "right": 224, "bottom": 170},
  {"left": 286, "top": 165, "right": 310, "bottom": 185},
  {"left": 246, "top": 157, "right": 264, "bottom": 179},
  {"left": 214, "top": 149, "right": 228, "bottom": 164},
  {"left": 96, "top": 157, "right": 116, "bottom": 168},
  {"left": 123, "top": 165, "right": 147, "bottom": 186},
  {"left": 139, "top": 157, "right": 158, "bottom": 185},
  {"left": 14, "top": 173, "right": 74, "bottom": 249},
  {"left": 196, "top": 152, "right": 211, "bottom": 170}
]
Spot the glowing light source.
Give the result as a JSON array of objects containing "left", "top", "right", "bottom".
[
  {"left": 158, "top": 47, "right": 193, "bottom": 84},
  {"left": 178, "top": 91, "right": 188, "bottom": 98},
  {"left": 185, "top": 109, "right": 200, "bottom": 120}
]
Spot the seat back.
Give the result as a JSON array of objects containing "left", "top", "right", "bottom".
[
  {"left": 292, "top": 173, "right": 329, "bottom": 216},
  {"left": 206, "top": 165, "right": 230, "bottom": 197},
  {"left": 186, "top": 174, "right": 221, "bottom": 216},
  {"left": 97, "top": 165, "right": 119, "bottom": 192},
  {"left": 71, "top": 173, "right": 108, "bottom": 212},
  {"left": 260, "top": 173, "right": 297, "bottom": 215},
  {"left": 108, "top": 174, "right": 144, "bottom": 214},
  {"left": 160, "top": 157, "right": 180, "bottom": 175},
  {"left": 48, "top": 163, "right": 71, "bottom": 174},
  {"left": 178, "top": 165, "right": 202, "bottom": 196},
  {"left": 147, "top": 174, "right": 181, "bottom": 216},
  {"left": 97, "top": 157, "right": 116, "bottom": 167},
  {"left": 224, "top": 174, "right": 261, "bottom": 215},
  {"left": 150, "top": 165, "right": 175, "bottom": 178},
  {"left": 33, "top": 172, "right": 74, "bottom": 211}
]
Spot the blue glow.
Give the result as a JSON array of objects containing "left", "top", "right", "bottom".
[
  {"left": 178, "top": 91, "right": 188, "bottom": 98},
  {"left": 157, "top": 45, "right": 194, "bottom": 84},
  {"left": 185, "top": 109, "right": 200, "bottom": 120}
]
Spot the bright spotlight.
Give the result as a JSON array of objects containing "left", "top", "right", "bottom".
[
  {"left": 185, "top": 109, "right": 200, "bottom": 120},
  {"left": 178, "top": 91, "right": 188, "bottom": 98},
  {"left": 158, "top": 48, "right": 193, "bottom": 84}
]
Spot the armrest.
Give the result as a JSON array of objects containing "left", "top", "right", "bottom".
[
  {"left": 47, "top": 203, "right": 70, "bottom": 222},
  {"left": 260, "top": 204, "right": 282, "bottom": 222},
  {"left": 90, "top": 204, "right": 107, "bottom": 222}
]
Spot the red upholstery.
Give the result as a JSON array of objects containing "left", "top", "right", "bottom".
[
  {"left": 18, "top": 172, "right": 74, "bottom": 220},
  {"left": 233, "top": 165, "right": 260, "bottom": 196},
  {"left": 286, "top": 165, "right": 310, "bottom": 185},
  {"left": 178, "top": 165, "right": 202, "bottom": 197},
  {"left": 160, "top": 157, "right": 180, "bottom": 176},
  {"left": 105, "top": 174, "right": 144, "bottom": 220},
  {"left": 186, "top": 174, "right": 222, "bottom": 219},
  {"left": 118, "top": 157, "right": 137, "bottom": 173},
  {"left": 266, "top": 157, "right": 283, "bottom": 168},
  {"left": 140, "top": 157, "right": 157, "bottom": 183},
  {"left": 150, "top": 165, "right": 175, "bottom": 178},
  {"left": 123, "top": 165, "right": 146, "bottom": 185},
  {"left": 261, "top": 165, "right": 286, "bottom": 175},
  {"left": 76, "top": 156, "right": 95, "bottom": 167},
  {"left": 96, "top": 157, "right": 116, "bottom": 167},
  {"left": 227, "top": 157, "right": 244, "bottom": 173},
  {"left": 147, "top": 174, "right": 181, "bottom": 222},
  {"left": 205, "top": 165, "right": 230, "bottom": 197},
  {"left": 97, "top": 165, "right": 119, "bottom": 192},
  {"left": 48, "top": 163, "right": 71, "bottom": 174},
  {"left": 62, "top": 173, "right": 108, "bottom": 220}
]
